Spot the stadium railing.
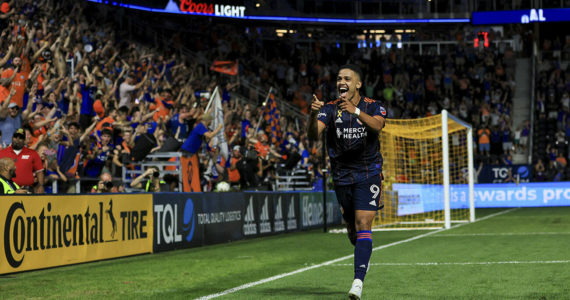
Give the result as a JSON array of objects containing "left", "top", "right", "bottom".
[{"left": 122, "top": 152, "right": 184, "bottom": 192}]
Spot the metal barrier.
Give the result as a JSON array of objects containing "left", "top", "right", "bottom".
[{"left": 122, "top": 152, "right": 184, "bottom": 192}]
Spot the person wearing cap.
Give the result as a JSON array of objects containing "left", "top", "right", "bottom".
[
  {"left": 0, "top": 128, "right": 45, "bottom": 193},
  {"left": 0, "top": 157, "right": 27, "bottom": 194},
  {"left": 180, "top": 113, "right": 223, "bottom": 192}
]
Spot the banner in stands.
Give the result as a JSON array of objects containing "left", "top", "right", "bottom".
[
  {"left": 472, "top": 8, "right": 570, "bottom": 25},
  {"left": 153, "top": 193, "right": 244, "bottom": 252},
  {"left": 202, "top": 193, "right": 245, "bottom": 244},
  {"left": 242, "top": 192, "right": 302, "bottom": 238},
  {"left": 0, "top": 194, "right": 153, "bottom": 274},
  {"left": 478, "top": 164, "right": 532, "bottom": 183},
  {"left": 393, "top": 184, "right": 470, "bottom": 216},
  {"left": 153, "top": 192, "right": 341, "bottom": 253},
  {"left": 455, "top": 182, "right": 570, "bottom": 208},
  {"left": 299, "top": 191, "right": 341, "bottom": 229},
  {"left": 392, "top": 182, "right": 570, "bottom": 210},
  {"left": 181, "top": 155, "right": 201, "bottom": 192}
]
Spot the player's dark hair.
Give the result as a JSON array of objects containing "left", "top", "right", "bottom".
[{"left": 339, "top": 64, "right": 363, "bottom": 83}]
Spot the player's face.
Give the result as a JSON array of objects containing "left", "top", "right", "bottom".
[{"left": 337, "top": 69, "right": 361, "bottom": 102}]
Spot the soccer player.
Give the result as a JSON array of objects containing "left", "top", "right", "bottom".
[{"left": 308, "top": 64, "right": 387, "bottom": 300}]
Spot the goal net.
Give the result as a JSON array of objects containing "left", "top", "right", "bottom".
[{"left": 374, "top": 110, "right": 474, "bottom": 230}]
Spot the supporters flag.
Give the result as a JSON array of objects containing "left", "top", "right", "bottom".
[
  {"left": 210, "top": 60, "right": 238, "bottom": 76},
  {"left": 262, "top": 88, "right": 283, "bottom": 146},
  {"left": 205, "top": 86, "right": 229, "bottom": 160}
]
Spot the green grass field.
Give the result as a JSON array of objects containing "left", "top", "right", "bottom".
[{"left": 2, "top": 207, "right": 570, "bottom": 299}]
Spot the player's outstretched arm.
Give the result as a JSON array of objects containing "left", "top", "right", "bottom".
[{"left": 308, "top": 94, "right": 325, "bottom": 141}]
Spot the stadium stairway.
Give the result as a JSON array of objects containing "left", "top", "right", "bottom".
[{"left": 512, "top": 58, "right": 531, "bottom": 164}]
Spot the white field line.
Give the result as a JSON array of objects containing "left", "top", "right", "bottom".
[
  {"left": 431, "top": 232, "right": 570, "bottom": 237},
  {"left": 330, "top": 260, "right": 570, "bottom": 267},
  {"left": 329, "top": 228, "right": 439, "bottom": 233},
  {"left": 196, "top": 208, "right": 518, "bottom": 300}
]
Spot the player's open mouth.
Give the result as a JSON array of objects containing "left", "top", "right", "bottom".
[{"left": 339, "top": 87, "right": 348, "bottom": 98}]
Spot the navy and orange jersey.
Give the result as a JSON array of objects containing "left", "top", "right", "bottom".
[{"left": 317, "top": 96, "right": 387, "bottom": 186}]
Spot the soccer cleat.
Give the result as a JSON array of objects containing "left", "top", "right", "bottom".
[
  {"left": 347, "top": 223, "right": 356, "bottom": 246},
  {"left": 348, "top": 279, "right": 363, "bottom": 299}
]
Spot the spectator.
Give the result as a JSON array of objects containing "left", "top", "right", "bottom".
[
  {"left": 502, "top": 125, "right": 513, "bottom": 154},
  {"left": 0, "top": 89, "right": 20, "bottom": 147},
  {"left": 0, "top": 157, "right": 27, "bottom": 194},
  {"left": 180, "top": 113, "right": 223, "bottom": 191},
  {"left": 0, "top": 128, "right": 44, "bottom": 193},
  {"left": 1, "top": 57, "right": 27, "bottom": 108},
  {"left": 520, "top": 120, "right": 530, "bottom": 150},
  {"left": 490, "top": 125, "right": 501, "bottom": 155},
  {"left": 90, "top": 172, "right": 117, "bottom": 193},
  {"left": 227, "top": 145, "right": 241, "bottom": 188},
  {"left": 556, "top": 152, "right": 567, "bottom": 168},
  {"left": 130, "top": 167, "right": 166, "bottom": 192},
  {"left": 84, "top": 128, "right": 114, "bottom": 178},
  {"left": 478, "top": 125, "right": 491, "bottom": 156},
  {"left": 534, "top": 159, "right": 546, "bottom": 181},
  {"left": 119, "top": 74, "right": 148, "bottom": 109}
]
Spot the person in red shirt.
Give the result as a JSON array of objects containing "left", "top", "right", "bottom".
[{"left": 0, "top": 128, "right": 44, "bottom": 193}]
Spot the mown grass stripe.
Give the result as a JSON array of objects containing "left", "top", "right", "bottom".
[
  {"left": 197, "top": 208, "right": 518, "bottom": 299},
  {"left": 330, "top": 260, "right": 570, "bottom": 267}
]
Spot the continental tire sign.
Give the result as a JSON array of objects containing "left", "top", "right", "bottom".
[{"left": 0, "top": 194, "right": 153, "bottom": 274}]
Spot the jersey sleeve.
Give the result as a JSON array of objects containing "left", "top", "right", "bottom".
[
  {"left": 371, "top": 101, "right": 388, "bottom": 120},
  {"left": 317, "top": 104, "right": 333, "bottom": 127}
]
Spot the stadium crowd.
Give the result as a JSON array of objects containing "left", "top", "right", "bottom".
[
  {"left": 0, "top": 0, "right": 558, "bottom": 193},
  {"left": 533, "top": 47, "right": 570, "bottom": 182}
]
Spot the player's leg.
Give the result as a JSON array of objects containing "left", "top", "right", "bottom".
[
  {"left": 348, "top": 175, "right": 382, "bottom": 299},
  {"left": 334, "top": 184, "right": 356, "bottom": 245}
]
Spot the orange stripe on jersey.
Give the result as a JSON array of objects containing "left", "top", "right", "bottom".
[
  {"left": 329, "top": 99, "right": 341, "bottom": 105},
  {"left": 364, "top": 97, "right": 375, "bottom": 103}
]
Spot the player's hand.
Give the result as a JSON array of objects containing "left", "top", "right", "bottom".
[
  {"left": 311, "top": 94, "right": 324, "bottom": 113},
  {"left": 338, "top": 97, "right": 356, "bottom": 115}
]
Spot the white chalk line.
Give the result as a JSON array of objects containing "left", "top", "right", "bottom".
[
  {"left": 196, "top": 208, "right": 518, "bottom": 300},
  {"left": 329, "top": 260, "right": 570, "bottom": 267},
  {"left": 431, "top": 232, "right": 570, "bottom": 237}
]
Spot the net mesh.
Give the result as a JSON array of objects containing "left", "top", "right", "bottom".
[{"left": 374, "top": 114, "right": 471, "bottom": 229}]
